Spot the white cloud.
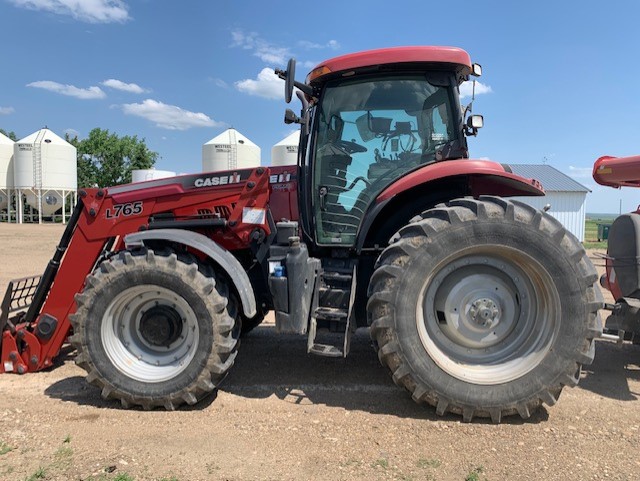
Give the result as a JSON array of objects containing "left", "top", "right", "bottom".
[
  {"left": 64, "top": 128, "right": 80, "bottom": 138},
  {"left": 231, "top": 30, "right": 258, "bottom": 50},
  {"left": 0, "top": 107, "right": 15, "bottom": 115},
  {"left": 257, "top": 47, "right": 291, "bottom": 65},
  {"left": 298, "top": 39, "right": 341, "bottom": 50},
  {"left": 231, "top": 30, "right": 338, "bottom": 68},
  {"left": 459, "top": 80, "right": 492, "bottom": 100},
  {"left": 102, "top": 78, "right": 148, "bottom": 94},
  {"left": 235, "top": 68, "right": 284, "bottom": 100},
  {"left": 231, "top": 29, "right": 292, "bottom": 66},
  {"left": 210, "top": 78, "right": 228, "bottom": 89},
  {"left": 568, "top": 165, "right": 593, "bottom": 178},
  {"left": 121, "top": 99, "right": 223, "bottom": 130},
  {"left": 27, "top": 80, "right": 106, "bottom": 99},
  {"left": 9, "top": 0, "right": 130, "bottom": 23}
]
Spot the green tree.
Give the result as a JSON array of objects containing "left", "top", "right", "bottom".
[
  {"left": 70, "top": 128, "right": 158, "bottom": 188},
  {"left": 0, "top": 128, "right": 18, "bottom": 141}
]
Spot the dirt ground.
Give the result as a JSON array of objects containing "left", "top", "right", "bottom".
[{"left": 0, "top": 223, "right": 638, "bottom": 481}]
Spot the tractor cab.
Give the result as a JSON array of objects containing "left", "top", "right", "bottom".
[{"left": 277, "top": 46, "right": 483, "bottom": 247}]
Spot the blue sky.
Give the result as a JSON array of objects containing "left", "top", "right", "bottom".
[{"left": 1, "top": 0, "right": 639, "bottom": 213}]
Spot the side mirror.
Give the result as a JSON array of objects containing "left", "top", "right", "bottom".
[
  {"left": 464, "top": 114, "right": 484, "bottom": 136},
  {"left": 285, "top": 58, "right": 296, "bottom": 104},
  {"left": 284, "top": 109, "right": 298, "bottom": 124},
  {"left": 284, "top": 99, "right": 310, "bottom": 134},
  {"left": 274, "top": 58, "right": 314, "bottom": 103},
  {"left": 471, "top": 63, "right": 482, "bottom": 77},
  {"left": 467, "top": 114, "right": 484, "bottom": 129}
]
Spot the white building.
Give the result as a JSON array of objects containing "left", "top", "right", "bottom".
[{"left": 510, "top": 164, "right": 590, "bottom": 242}]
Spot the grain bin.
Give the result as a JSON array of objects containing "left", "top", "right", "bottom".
[
  {"left": 14, "top": 128, "right": 77, "bottom": 223},
  {"left": 202, "top": 128, "right": 260, "bottom": 172},
  {"left": 0, "top": 132, "right": 14, "bottom": 215},
  {"left": 271, "top": 131, "right": 300, "bottom": 166}
]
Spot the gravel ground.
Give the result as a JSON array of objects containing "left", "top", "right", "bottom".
[{"left": 0, "top": 223, "right": 638, "bottom": 481}]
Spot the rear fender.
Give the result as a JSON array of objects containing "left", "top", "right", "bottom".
[
  {"left": 376, "top": 159, "right": 544, "bottom": 202},
  {"left": 125, "top": 229, "right": 257, "bottom": 318},
  {"left": 357, "top": 160, "right": 544, "bottom": 250}
]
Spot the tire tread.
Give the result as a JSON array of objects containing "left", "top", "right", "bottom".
[
  {"left": 70, "top": 247, "right": 239, "bottom": 410},
  {"left": 367, "top": 197, "right": 602, "bottom": 422}
]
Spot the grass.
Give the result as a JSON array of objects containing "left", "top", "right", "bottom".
[
  {"left": 0, "top": 441, "right": 13, "bottom": 455},
  {"left": 465, "top": 465, "right": 484, "bottom": 481},
  {"left": 55, "top": 444, "right": 73, "bottom": 458},
  {"left": 583, "top": 219, "right": 609, "bottom": 249},
  {"left": 25, "top": 467, "right": 47, "bottom": 481},
  {"left": 52, "top": 443, "right": 73, "bottom": 469},
  {"left": 113, "top": 474, "right": 135, "bottom": 481},
  {"left": 372, "top": 458, "right": 389, "bottom": 469},
  {"left": 416, "top": 457, "right": 441, "bottom": 468}
]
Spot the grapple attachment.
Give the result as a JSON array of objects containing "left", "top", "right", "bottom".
[
  {"left": 0, "top": 275, "right": 41, "bottom": 334},
  {"left": 1, "top": 275, "right": 43, "bottom": 373}
]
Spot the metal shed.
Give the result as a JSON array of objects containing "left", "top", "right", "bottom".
[{"left": 509, "top": 164, "right": 590, "bottom": 242}]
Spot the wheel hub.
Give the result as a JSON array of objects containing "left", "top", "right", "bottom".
[
  {"left": 469, "top": 298, "right": 500, "bottom": 327},
  {"left": 139, "top": 305, "right": 183, "bottom": 347},
  {"left": 417, "top": 250, "right": 560, "bottom": 385},
  {"left": 101, "top": 285, "right": 199, "bottom": 383}
]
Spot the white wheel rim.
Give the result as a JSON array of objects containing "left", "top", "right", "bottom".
[
  {"left": 101, "top": 285, "right": 199, "bottom": 383},
  {"left": 416, "top": 246, "right": 560, "bottom": 385}
]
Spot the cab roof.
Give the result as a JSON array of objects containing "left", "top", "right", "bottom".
[{"left": 306, "top": 46, "right": 472, "bottom": 84}]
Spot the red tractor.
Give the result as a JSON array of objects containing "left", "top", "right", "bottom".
[
  {"left": 0, "top": 47, "right": 601, "bottom": 422},
  {"left": 594, "top": 154, "right": 640, "bottom": 341}
]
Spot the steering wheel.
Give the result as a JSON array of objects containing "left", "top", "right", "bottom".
[
  {"left": 334, "top": 139, "right": 367, "bottom": 154},
  {"left": 345, "top": 175, "right": 371, "bottom": 190}
]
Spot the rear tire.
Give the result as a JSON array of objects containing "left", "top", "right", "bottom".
[
  {"left": 70, "top": 248, "right": 239, "bottom": 410},
  {"left": 367, "top": 197, "right": 602, "bottom": 422}
]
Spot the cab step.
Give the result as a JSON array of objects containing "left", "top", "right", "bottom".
[
  {"left": 307, "top": 265, "right": 357, "bottom": 358},
  {"left": 308, "top": 343, "right": 344, "bottom": 358},
  {"left": 314, "top": 307, "right": 348, "bottom": 322}
]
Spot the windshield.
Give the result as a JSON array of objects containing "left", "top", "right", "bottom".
[{"left": 312, "top": 74, "right": 459, "bottom": 245}]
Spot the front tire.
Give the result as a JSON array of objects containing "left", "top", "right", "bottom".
[
  {"left": 70, "top": 248, "right": 239, "bottom": 410},
  {"left": 367, "top": 197, "right": 602, "bottom": 422}
]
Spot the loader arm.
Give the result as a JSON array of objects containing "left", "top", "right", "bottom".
[
  {"left": 1, "top": 199, "right": 106, "bottom": 374},
  {"left": 1, "top": 167, "right": 272, "bottom": 374}
]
